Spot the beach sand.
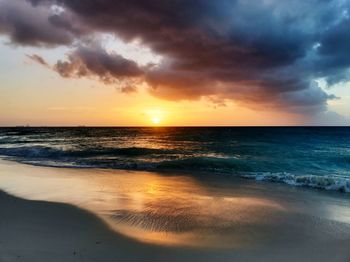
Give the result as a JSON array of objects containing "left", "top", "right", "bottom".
[{"left": 0, "top": 159, "right": 350, "bottom": 261}]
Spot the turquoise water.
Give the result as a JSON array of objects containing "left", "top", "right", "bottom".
[{"left": 0, "top": 127, "right": 350, "bottom": 192}]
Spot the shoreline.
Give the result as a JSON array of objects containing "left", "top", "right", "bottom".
[
  {"left": 2, "top": 156, "right": 350, "bottom": 194},
  {"left": 1, "top": 159, "right": 350, "bottom": 261}
]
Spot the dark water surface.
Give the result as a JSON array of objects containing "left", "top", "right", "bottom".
[{"left": 0, "top": 127, "right": 350, "bottom": 192}]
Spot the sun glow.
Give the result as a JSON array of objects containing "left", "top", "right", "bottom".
[
  {"left": 146, "top": 108, "right": 165, "bottom": 126},
  {"left": 151, "top": 116, "right": 161, "bottom": 125}
]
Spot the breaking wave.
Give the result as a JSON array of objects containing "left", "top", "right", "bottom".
[
  {"left": 242, "top": 172, "right": 350, "bottom": 193},
  {"left": 0, "top": 146, "right": 175, "bottom": 158},
  {"left": 0, "top": 145, "right": 349, "bottom": 193}
]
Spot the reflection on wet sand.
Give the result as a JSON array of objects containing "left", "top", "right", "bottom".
[
  {"left": 0, "top": 160, "right": 350, "bottom": 248},
  {"left": 104, "top": 178, "right": 285, "bottom": 248}
]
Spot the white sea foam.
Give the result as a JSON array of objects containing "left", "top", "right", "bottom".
[{"left": 242, "top": 172, "right": 350, "bottom": 193}]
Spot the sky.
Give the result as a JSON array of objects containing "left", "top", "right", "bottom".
[{"left": 0, "top": 0, "right": 350, "bottom": 126}]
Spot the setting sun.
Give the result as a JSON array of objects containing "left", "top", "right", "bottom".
[
  {"left": 151, "top": 116, "right": 161, "bottom": 125},
  {"left": 145, "top": 108, "right": 166, "bottom": 126}
]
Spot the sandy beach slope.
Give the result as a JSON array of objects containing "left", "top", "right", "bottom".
[{"left": 0, "top": 160, "right": 350, "bottom": 261}]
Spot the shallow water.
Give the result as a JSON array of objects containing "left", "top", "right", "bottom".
[
  {"left": 0, "top": 160, "right": 350, "bottom": 248},
  {"left": 0, "top": 127, "right": 350, "bottom": 192}
]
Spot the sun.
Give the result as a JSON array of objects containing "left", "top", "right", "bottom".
[
  {"left": 151, "top": 116, "right": 161, "bottom": 125},
  {"left": 144, "top": 108, "right": 165, "bottom": 126}
]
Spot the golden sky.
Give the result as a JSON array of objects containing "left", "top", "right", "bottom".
[
  {"left": 1, "top": 0, "right": 350, "bottom": 126},
  {"left": 0, "top": 38, "right": 349, "bottom": 126}
]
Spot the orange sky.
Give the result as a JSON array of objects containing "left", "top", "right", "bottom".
[
  {"left": 1, "top": 1, "right": 350, "bottom": 126},
  {"left": 0, "top": 36, "right": 348, "bottom": 126}
]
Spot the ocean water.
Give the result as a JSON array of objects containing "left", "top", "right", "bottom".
[{"left": 0, "top": 127, "right": 350, "bottom": 193}]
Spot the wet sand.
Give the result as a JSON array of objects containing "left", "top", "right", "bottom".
[{"left": 0, "top": 159, "right": 350, "bottom": 261}]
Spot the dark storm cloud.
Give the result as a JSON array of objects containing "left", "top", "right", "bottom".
[
  {"left": 54, "top": 45, "right": 143, "bottom": 83},
  {"left": 1, "top": 0, "right": 349, "bottom": 113},
  {"left": 315, "top": 18, "right": 350, "bottom": 85},
  {"left": 0, "top": 0, "right": 76, "bottom": 46}
]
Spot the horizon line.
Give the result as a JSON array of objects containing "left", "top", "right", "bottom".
[{"left": 1, "top": 125, "right": 350, "bottom": 128}]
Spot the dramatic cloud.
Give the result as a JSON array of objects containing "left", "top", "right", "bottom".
[
  {"left": 1, "top": 0, "right": 349, "bottom": 113},
  {"left": 54, "top": 45, "right": 143, "bottom": 80},
  {"left": 0, "top": 0, "right": 78, "bottom": 46},
  {"left": 52, "top": 45, "right": 144, "bottom": 92}
]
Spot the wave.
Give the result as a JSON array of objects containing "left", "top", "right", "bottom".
[
  {"left": 0, "top": 146, "right": 350, "bottom": 194},
  {"left": 241, "top": 172, "right": 350, "bottom": 193},
  {"left": 0, "top": 145, "right": 175, "bottom": 159},
  {"left": 0, "top": 146, "right": 63, "bottom": 158},
  {"left": 157, "top": 156, "right": 253, "bottom": 172},
  {"left": 158, "top": 158, "right": 350, "bottom": 193}
]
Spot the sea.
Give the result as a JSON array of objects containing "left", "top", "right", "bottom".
[{"left": 0, "top": 127, "right": 349, "bottom": 193}]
